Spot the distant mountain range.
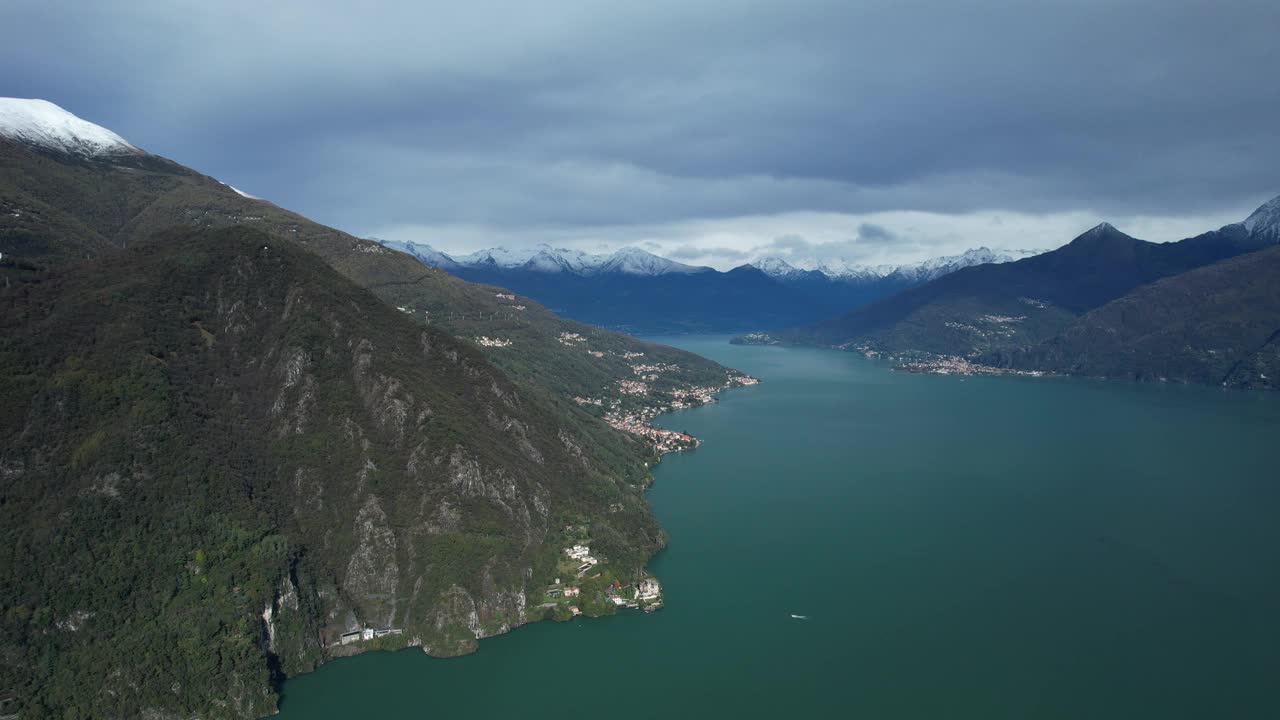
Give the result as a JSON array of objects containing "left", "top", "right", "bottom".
[
  {"left": 375, "top": 239, "right": 1038, "bottom": 333},
  {"left": 742, "top": 196, "right": 1280, "bottom": 388}
]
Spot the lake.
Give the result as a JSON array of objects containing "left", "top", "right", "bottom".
[{"left": 276, "top": 337, "right": 1280, "bottom": 718}]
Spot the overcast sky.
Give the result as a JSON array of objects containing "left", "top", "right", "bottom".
[{"left": 4, "top": 0, "right": 1277, "bottom": 268}]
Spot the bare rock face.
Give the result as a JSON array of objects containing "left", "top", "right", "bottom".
[{"left": 343, "top": 495, "right": 400, "bottom": 627}]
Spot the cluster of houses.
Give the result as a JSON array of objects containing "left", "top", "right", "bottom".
[
  {"left": 473, "top": 335, "right": 513, "bottom": 348},
  {"left": 604, "top": 577, "right": 662, "bottom": 612},
  {"left": 542, "top": 543, "right": 665, "bottom": 615},
  {"left": 617, "top": 379, "right": 649, "bottom": 395},
  {"left": 558, "top": 332, "right": 587, "bottom": 346},
  {"left": 565, "top": 544, "right": 600, "bottom": 576},
  {"left": 630, "top": 362, "right": 680, "bottom": 381},
  {"left": 602, "top": 405, "right": 698, "bottom": 454}
]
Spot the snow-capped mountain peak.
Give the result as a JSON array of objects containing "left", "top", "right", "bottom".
[
  {"left": 0, "top": 98, "right": 140, "bottom": 157},
  {"left": 524, "top": 245, "right": 608, "bottom": 273},
  {"left": 369, "top": 238, "right": 459, "bottom": 269},
  {"left": 456, "top": 245, "right": 535, "bottom": 268},
  {"left": 750, "top": 256, "right": 804, "bottom": 278},
  {"left": 1243, "top": 194, "right": 1280, "bottom": 241},
  {"left": 598, "top": 247, "right": 709, "bottom": 276}
]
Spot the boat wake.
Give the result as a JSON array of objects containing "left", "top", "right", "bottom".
[{"left": 790, "top": 614, "right": 809, "bottom": 620}]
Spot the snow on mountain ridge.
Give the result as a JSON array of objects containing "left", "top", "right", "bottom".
[
  {"left": 370, "top": 238, "right": 459, "bottom": 269},
  {"left": 1243, "top": 194, "right": 1280, "bottom": 239},
  {"left": 379, "top": 238, "right": 1037, "bottom": 281},
  {"left": 893, "top": 246, "right": 1038, "bottom": 282},
  {"left": 749, "top": 257, "right": 804, "bottom": 278},
  {"left": 596, "top": 247, "right": 711, "bottom": 276},
  {"left": 0, "top": 98, "right": 139, "bottom": 157},
  {"left": 753, "top": 247, "right": 1038, "bottom": 282},
  {"left": 427, "top": 243, "right": 706, "bottom": 276}
]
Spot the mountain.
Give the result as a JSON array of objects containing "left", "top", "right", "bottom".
[
  {"left": 595, "top": 246, "right": 710, "bottom": 276},
  {"left": 752, "top": 247, "right": 1037, "bottom": 283},
  {"left": 378, "top": 241, "right": 1029, "bottom": 333},
  {"left": 743, "top": 247, "right": 1041, "bottom": 328},
  {"left": 1242, "top": 194, "right": 1280, "bottom": 243},
  {"left": 0, "top": 98, "right": 741, "bottom": 419},
  {"left": 892, "top": 247, "right": 1041, "bottom": 283},
  {"left": 2, "top": 227, "right": 671, "bottom": 717},
  {"left": 441, "top": 243, "right": 709, "bottom": 276},
  {"left": 370, "top": 238, "right": 460, "bottom": 270},
  {"left": 0, "top": 99, "right": 752, "bottom": 718},
  {"left": 758, "top": 214, "right": 1276, "bottom": 357},
  {"left": 990, "top": 243, "right": 1280, "bottom": 388},
  {"left": 0, "top": 98, "right": 140, "bottom": 158},
  {"left": 746, "top": 198, "right": 1280, "bottom": 388}
]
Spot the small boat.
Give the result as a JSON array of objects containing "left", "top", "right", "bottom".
[{"left": 790, "top": 614, "right": 809, "bottom": 620}]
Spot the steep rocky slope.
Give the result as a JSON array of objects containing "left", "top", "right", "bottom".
[{"left": 0, "top": 228, "right": 667, "bottom": 718}]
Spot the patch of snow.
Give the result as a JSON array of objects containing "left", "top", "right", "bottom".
[
  {"left": 223, "top": 183, "right": 260, "bottom": 200},
  {"left": 0, "top": 98, "right": 139, "bottom": 157}
]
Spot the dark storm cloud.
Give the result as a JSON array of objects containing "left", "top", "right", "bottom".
[
  {"left": 3, "top": 0, "right": 1278, "bottom": 241},
  {"left": 855, "top": 224, "right": 896, "bottom": 245}
]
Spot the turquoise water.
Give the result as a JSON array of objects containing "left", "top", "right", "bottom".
[{"left": 276, "top": 338, "right": 1280, "bottom": 718}]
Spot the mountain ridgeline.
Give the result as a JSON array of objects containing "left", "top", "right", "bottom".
[
  {"left": 747, "top": 200, "right": 1280, "bottom": 388},
  {"left": 0, "top": 100, "right": 751, "bottom": 718},
  {"left": 380, "top": 239, "right": 1036, "bottom": 334},
  {"left": 994, "top": 243, "right": 1280, "bottom": 386}
]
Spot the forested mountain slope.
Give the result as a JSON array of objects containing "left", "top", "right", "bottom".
[
  {"left": 991, "top": 244, "right": 1280, "bottom": 388},
  {"left": 0, "top": 228, "right": 673, "bottom": 718}
]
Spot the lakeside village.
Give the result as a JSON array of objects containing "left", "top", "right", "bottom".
[
  {"left": 538, "top": 540, "right": 664, "bottom": 620},
  {"left": 576, "top": 370, "right": 758, "bottom": 455},
  {"left": 452, "top": 299, "right": 761, "bottom": 454},
  {"left": 845, "top": 342, "right": 1049, "bottom": 378},
  {"left": 556, "top": 331, "right": 761, "bottom": 455}
]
